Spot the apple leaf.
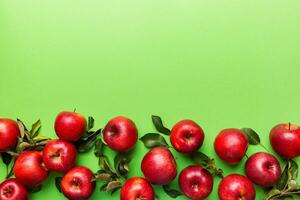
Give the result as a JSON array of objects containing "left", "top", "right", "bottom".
[
  {"left": 28, "top": 185, "right": 42, "bottom": 193},
  {"left": 94, "top": 138, "right": 104, "bottom": 157},
  {"left": 55, "top": 177, "right": 63, "bottom": 193},
  {"left": 30, "top": 119, "right": 41, "bottom": 138},
  {"left": 93, "top": 172, "right": 112, "bottom": 182},
  {"left": 101, "top": 181, "right": 122, "bottom": 192},
  {"left": 277, "top": 161, "right": 290, "bottom": 190},
  {"left": 114, "top": 153, "right": 132, "bottom": 179},
  {"left": 151, "top": 115, "right": 171, "bottom": 135},
  {"left": 87, "top": 116, "right": 95, "bottom": 131},
  {"left": 76, "top": 129, "right": 101, "bottom": 152},
  {"left": 1, "top": 152, "right": 12, "bottom": 166},
  {"left": 140, "top": 133, "right": 168, "bottom": 148},
  {"left": 241, "top": 128, "right": 260, "bottom": 145},
  {"left": 288, "top": 160, "right": 298, "bottom": 180},
  {"left": 162, "top": 185, "right": 182, "bottom": 198}
]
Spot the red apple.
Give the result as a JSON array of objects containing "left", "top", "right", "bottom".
[
  {"left": 0, "top": 178, "right": 28, "bottom": 200},
  {"left": 61, "top": 166, "right": 95, "bottom": 200},
  {"left": 42, "top": 139, "right": 77, "bottom": 173},
  {"left": 270, "top": 123, "right": 300, "bottom": 159},
  {"left": 245, "top": 152, "right": 281, "bottom": 187},
  {"left": 120, "top": 177, "right": 154, "bottom": 200},
  {"left": 141, "top": 147, "right": 177, "bottom": 185},
  {"left": 0, "top": 119, "right": 20, "bottom": 152},
  {"left": 179, "top": 165, "right": 213, "bottom": 200},
  {"left": 170, "top": 120, "right": 205, "bottom": 154},
  {"left": 54, "top": 111, "right": 87, "bottom": 142},
  {"left": 103, "top": 116, "right": 138, "bottom": 152},
  {"left": 14, "top": 151, "right": 48, "bottom": 186},
  {"left": 214, "top": 128, "right": 248, "bottom": 165},
  {"left": 218, "top": 174, "right": 255, "bottom": 200}
]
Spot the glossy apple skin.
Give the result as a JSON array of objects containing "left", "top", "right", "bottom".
[
  {"left": 0, "top": 178, "right": 28, "bottom": 200},
  {"left": 214, "top": 128, "right": 248, "bottom": 165},
  {"left": 43, "top": 139, "right": 77, "bottom": 173},
  {"left": 170, "top": 120, "right": 205, "bottom": 154},
  {"left": 14, "top": 151, "right": 48, "bottom": 186},
  {"left": 270, "top": 123, "right": 300, "bottom": 159},
  {"left": 245, "top": 152, "right": 281, "bottom": 187},
  {"left": 61, "top": 166, "right": 95, "bottom": 200},
  {"left": 103, "top": 116, "right": 138, "bottom": 152},
  {"left": 218, "top": 174, "right": 255, "bottom": 200},
  {"left": 141, "top": 147, "right": 177, "bottom": 185},
  {"left": 120, "top": 177, "right": 154, "bottom": 200},
  {"left": 0, "top": 119, "right": 20, "bottom": 152},
  {"left": 54, "top": 111, "right": 87, "bottom": 142},
  {"left": 179, "top": 165, "right": 213, "bottom": 200}
]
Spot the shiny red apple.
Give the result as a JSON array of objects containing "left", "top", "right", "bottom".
[
  {"left": 61, "top": 166, "right": 95, "bottom": 200},
  {"left": 218, "top": 174, "right": 255, "bottom": 200},
  {"left": 120, "top": 177, "right": 154, "bottom": 200},
  {"left": 54, "top": 111, "right": 87, "bottom": 142},
  {"left": 245, "top": 152, "right": 281, "bottom": 187},
  {"left": 214, "top": 128, "right": 248, "bottom": 165},
  {"left": 0, "top": 119, "right": 20, "bottom": 152},
  {"left": 270, "top": 123, "right": 300, "bottom": 159},
  {"left": 14, "top": 151, "right": 48, "bottom": 186},
  {"left": 42, "top": 139, "right": 77, "bottom": 173},
  {"left": 170, "top": 120, "right": 205, "bottom": 154},
  {"left": 179, "top": 165, "right": 213, "bottom": 199},
  {"left": 0, "top": 178, "right": 28, "bottom": 200},
  {"left": 141, "top": 147, "right": 177, "bottom": 185},
  {"left": 103, "top": 116, "right": 138, "bottom": 152}
]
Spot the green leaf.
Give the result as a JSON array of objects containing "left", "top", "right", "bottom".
[
  {"left": 17, "top": 119, "right": 26, "bottom": 138},
  {"left": 55, "top": 177, "right": 63, "bottom": 193},
  {"left": 140, "top": 133, "right": 168, "bottom": 148},
  {"left": 151, "top": 115, "right": 171, "bottom": 135},
  {"left": 102, "top": 181, "right": 122, "bottom": 192},
  {"left": 99, "top": 155, "right": 115, "bottom": 175},
  {"left": 1, "top": 152, "right": 12, "bottom": 166},
  {"left": 241, "top": 128, "right": 260, "bottom": 145},
  {"left": 162, "top": 185, "right": 182, "bottom": 198},
  {"left": 87, "top": 116, "right": 94, "bottom": 131},
  {"left": 114, "top": 153, "right": 132, "bottom": 178},
  {"left": 94, "top": 173, "right": 112, "bottom": 182},
  {"left": 289, "top": 160, "right": 298, "bottom": 180},
  {"left": 94, "top": 138, "right": 104, "bottom": 157},
  {"left": 267, "top": 189, "right": 281, "bottom": 198},
  {"left": 76, "top": 129, "right": 101, "bottom": 153},
  {"left": 277, "top": 161, "right": 290, "bottom": 190},
  {"left": 30, "top": 119, "right": 41, "bottom": 138}
]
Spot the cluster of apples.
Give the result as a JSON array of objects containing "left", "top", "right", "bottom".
[{"left": 0, "top": 113, "right": 299, "bottom": 200}]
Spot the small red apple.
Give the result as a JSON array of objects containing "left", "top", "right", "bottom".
[
  {"left": 214, "top": 128, "right": 248, "bottom": 165},
  {"left": 270, "top": 123, "right": 300, "bottom": 159},
  {"left": 245, "top": 152, "right": 281, "bottom": 187},
  {"left": 0, "top": 119, "right": 20, "bottom": 152},
  {"left": 42, "top": 139, "right": 77, "bottom": 173},
  {"left": 179, "top": 165, "right": 213, "bottom": 200},
  {"left": 103, "top": 116, "right": 138, "bottom": 152},
  {"left": 141, "top": 147, "right": 177, "bottom": 185},
  {"left": 120, "top": 177, "right": 154, "bottom": 200},
  {"left": 0, "top": 178, "right": 28, "bottom": 200},
  {"left": 14, "top": 151, "right": 48, "bottom": 186},
  {"left": 170, "top": 120, "right": 205, "bottom": 154},
  {"left": 61, "top": 166, "right": 95, "bottom": 200},
  {"left": 54, "top": 111, "right": 87, "bottom": 142},
  {"left": 218, "top": 174, "right": 255, "bottom": 200}
]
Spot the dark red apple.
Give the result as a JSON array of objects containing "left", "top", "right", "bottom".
[
  {"left": 0, "top": 178, "right": 28, "bottom": 200},
  {"left": 141, "top": 147, "right": 177, "bottom": 185},
  {"left": 179, "top": 165, "right": 213, "bottom": 200},
  {"left": 214, "top": 128, "right": 248, "bottom": 165},
  {"left": 54, "top": 111, "right": 87, "bottom": 142},
  {"left": 120, "top": 177, "right": 154, "bottom": 200},
  {"left": 0, "top": 119, "right": 20, "bottom": 152},
  {"left": 270, "top": 123, "right": 300, "bottom": 159},
  {"left": 245, "top": 152, "right": 281, "bottom": 187},
  {"left": 14, "top": 151, "right": 48, "bottom": 186},
  {"left": 61, "top": 166, "right": 95, "bottom": 200},
  {"left": 103, "top": 116, "right": 138, "bottom": 152},
  {"left": 42, "top": 139, "right": 77, "bottom": 173},
  {"left": 170, "top": 120, "right": 205, "bottom": 154},
  {"left": 218, "top": 174, "right": 255, "bottom": 200}
]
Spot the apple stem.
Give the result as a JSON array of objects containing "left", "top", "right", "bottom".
[
  {"left": 245, "top": 153, "right": 249, "bottom": 159},
  {"left": 288, "top": 122, "right": 291, "bottom": 131},
  {"left": 260, "top": 143, "right": 270, "bottom": 153}
]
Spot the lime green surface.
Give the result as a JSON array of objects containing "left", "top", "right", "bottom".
[{"left": 1, "top": 1, "right": 300, "bottom": 199}]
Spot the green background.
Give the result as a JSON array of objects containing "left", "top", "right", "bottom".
[{"left": 1, "top": 1, "right": 300, "bottom": 199}]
